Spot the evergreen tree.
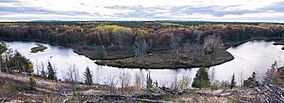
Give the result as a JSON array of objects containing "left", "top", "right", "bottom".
[
  {"left": 146, "top": 72, "right": 153, "bottom": 91},
  {"left": 41, "top": 68, "right": 46, "bottom": 78},
  {"left": 230, "top": 73, "right": 236, "bottom": 89},
  {"left": 28, "top": 77, "right": 36, "bottom": 90},
  {"left": 84, "top": 67, "right": 93, "bottom": 85},
  {"left": 244, "top": 72, "right": 259, "bottom": 87},
  {"left": 12, "top": 51, "right": 33, "bottom": 73},
  {"left": 47, "top": 62, "right": 56, "bottom": 81},
  {"left": 192, "top": 67, "right": 211, "bottom": 88}
]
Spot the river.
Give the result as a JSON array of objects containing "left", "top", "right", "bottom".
[{"left": 5, "top": 40, "right": 284, "bottom": 87}]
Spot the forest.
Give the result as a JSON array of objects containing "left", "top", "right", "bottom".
[{"left": 0, "top": 21, "right": 284, "bottom": 102}]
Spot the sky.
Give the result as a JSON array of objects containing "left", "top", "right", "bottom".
[{"left": 0, "top": 0, "right": 284, "bottom": 22}]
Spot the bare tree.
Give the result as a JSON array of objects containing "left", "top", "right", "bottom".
[
  {"left": 203, "top": 34, "right": 222, "bottom": 63},
  {"left": 193, "top": 30, "right": 204, "bottom": 43},
  {"left": 120, "top": 72, "right": 131, "bottom": 89},
  {"left": 105, "top": 75, "right": 118, "bottom": 93},
  {"left": 133, "top": 37, "right": 148, "bottom": 61},
  {"left": 170, "top": 33, "right": 183, "bottom": 61},
  {"left": 2, "top": 49, "right": 13, "bottom": 73},
  {"left": 188, "top": 43, "right": 203, "bottom": 64},
  {"left": 210, "top": 67, "right": 216, "bottom": 82},
  {"left": 134, "top": 73, "right": 143, "bottom": 91},
  {"left": 65, "top": 65, "right": 79, "bottom": 93},
  {"left": 238, "top": 71, "right": 244, "bottom": 86}
]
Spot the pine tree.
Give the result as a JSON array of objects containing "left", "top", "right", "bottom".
[
  {"left": 230, "top": 73, "right": 236, "bottom": 89},
  {"left": 47, "top": 62, "right": 56, "bottom": 81},
  {"left": 244, "top": 72, "right": 258, "bottom": 87},
  {"left": 84, "top": 67, "right": 93, "bottom": 85},
  {"left": 192, "top": 67, "right": 211, "bottom": 88},
  {"left": 28, "top": 77, "right": 36, "bottom": 90},
  {"left": 146, "top": 72, "right": 153, "bottom": 91}
]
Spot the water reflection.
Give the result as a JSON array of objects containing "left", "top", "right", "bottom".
[{"left": 5, "top": 40, "right": 284, "bottom": 87}]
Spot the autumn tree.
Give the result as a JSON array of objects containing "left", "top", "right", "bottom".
[
  {"left": 264, "top": 61, "right": 281, "bottom": 85},
  {"left": 11, "top": 51, "right": 33, "bottom": 73},
  {"left": 84, "top": 67, "right": 93, "bottom": 85}
]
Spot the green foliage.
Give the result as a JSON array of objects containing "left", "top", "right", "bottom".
[
  {"left": 211, "top": 81, "right": 219, "bottom": 90},
  {"left": 84, "top": 67, "right": 93, "bottom": 85},
  {"left": 146, "top": 72, "right": 158, "bottom": 91},
  {"left": 1, "top": 51, "right": 33, "bottom": 73},
  {"left": 192, "top": 67, "right": 211, "bottom": 88},
  {"left": 220, "top": 81, "right": 230, "bottom": 89},
  {"left": 179, "top": 80, "right": 189, "bottom": 90},
  {"left": 230, "top": 73, "right": 236, "bottom": 89},
  {"left": 160, "top": 22, "right": 181, "bottom": 27},
  {"left": 146, "top": 73, "right": 153, "bottom": 90},
  {"left": 74, "top": 86, "right": 81, "bottom": 96},
  {"left": 41, "top": 68, "right": 47, "bottom": 78},
  {"left": 0, "top": 81, "right": 18, "bottom": 97},
  {"left": 92, "top": 25, "right": 132, "bottom": 33},
  {"left": 243, "top": 72, "right": 259, "bottom": 87},
  {"left": 47, "top": 62, "right": 56, "bottom": 81},
  {"left": 0, "top": 41, "right": 7, "bottom": 54},
  {"left": 12, "top": 51, "right": 34, "bottom": 73},
  {"left": 28, "top": 77, "right": 36, "bottom": 90},
  {"left": 94, "top": 46, "right": 106, "bottom": 59}
]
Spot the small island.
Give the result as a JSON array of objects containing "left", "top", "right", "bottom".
[{"left": 31, "top": 44, "right": 47, "bottom": 53}]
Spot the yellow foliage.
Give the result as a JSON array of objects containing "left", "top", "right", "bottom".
[
  {"left": 28, "top": 63, "right": 33, "bottom": 71},
  {"left": 136, "top": 29, "right": 148, "bottom": 37},
  {"left": 92, "top": 25, "right": 132, "bottom": 33},
  {"left": 160, "top": 22, "right": 181, "bottom": 26}
]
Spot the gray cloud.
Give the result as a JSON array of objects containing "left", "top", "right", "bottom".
[
  {"left": 0, "top": 0, "right": 20, "bottom": 3},
  {"left": 0, "top": 5, "right": 101, "bottom": 17},
  {"left": 0, "top": 0, "right": 284, "bottom": 22},
  {"left": 259, "top": 1, "right": 284, "bottom": 13},
  {"left": 105, "top": 4, "right": 256, "bottom": 19}
]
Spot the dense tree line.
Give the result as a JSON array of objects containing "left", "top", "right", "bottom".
[
  {"left": 0, "top": 22, "right": 284, "bottom": 61},
  {"left": 1, "top": 22, "right": 283, "bottom": 49}
]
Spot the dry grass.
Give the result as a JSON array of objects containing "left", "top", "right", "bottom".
[{"left": 96, "top": 43, "right": 234, "bottom": 69}]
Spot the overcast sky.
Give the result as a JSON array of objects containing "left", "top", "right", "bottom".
[{"left": 1, "top": 0, "right": 284, "bottom": 22}]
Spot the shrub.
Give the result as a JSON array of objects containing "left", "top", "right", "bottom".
[
  {"left": 243, "top": 72, "right": 259, "bottom": 87},
  {"left": 211, "top": 81, "right": 219, "bottom": 90},
  {"left": 0, "top": 81, "right": 18, "bottom": 98},
  {"left": 28, "top": 77, "right": 36, "bottom": 90}
]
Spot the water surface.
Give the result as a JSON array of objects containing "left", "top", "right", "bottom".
[{"left": 5, "top": 41, "right": 284, "bottom": 87}]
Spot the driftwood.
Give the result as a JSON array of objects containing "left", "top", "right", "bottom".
[{"left": 240, "top": 84, "right": 284, "bottom": 103}]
